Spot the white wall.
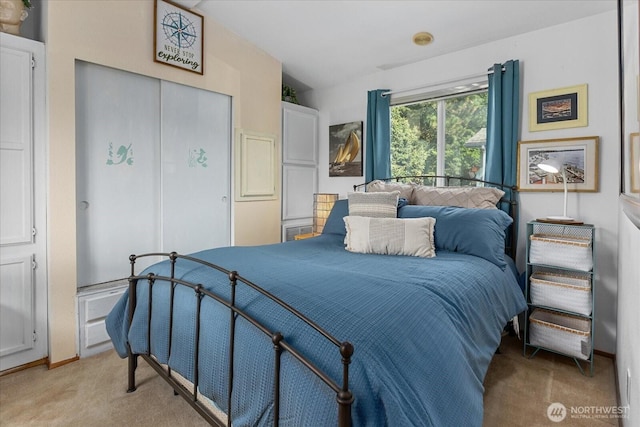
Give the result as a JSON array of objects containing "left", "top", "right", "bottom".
[
  {"left": 617, "top": 202, "right": 639, "bottom": 426},
  {"left": 302, "top": 11, "right": 619, "bottom": 353}
]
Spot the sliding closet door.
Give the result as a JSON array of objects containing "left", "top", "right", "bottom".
[
  {"left": 76, "top": 62, "right": 232, "bottom": 287},
  {"left": 76, "top": 62, "right": 161, "bottom": 286},
  {"left": 160, "top": 81, "right": 231, "bottom": 253}
]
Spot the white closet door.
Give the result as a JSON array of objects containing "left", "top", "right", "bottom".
[
  {"left": 160, "top": 81, "right": 231, "bottom": 254},
  {"left": 75, "top": 62, "right": 161, "bottom": 286}
]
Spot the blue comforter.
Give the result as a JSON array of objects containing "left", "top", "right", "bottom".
[{"left": 106, "top": 233, "right": 526, "bottom": 426}]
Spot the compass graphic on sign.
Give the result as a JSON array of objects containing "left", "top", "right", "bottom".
[
  {"left": 155, "top": 0, "right": 204, "bottom": 74},
  {"left": 162, "top": 11, "right": 197, "bottom": 48}
]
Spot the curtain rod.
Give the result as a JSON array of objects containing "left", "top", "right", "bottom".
[{"left": 382, "top": 66, "right": 505, "bottom": 97}]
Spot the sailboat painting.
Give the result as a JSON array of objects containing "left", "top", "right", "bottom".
[{"left": 329, "top": 121, "right": 363, "bottom": 177}]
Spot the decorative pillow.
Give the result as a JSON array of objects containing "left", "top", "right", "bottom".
[
  {"left": 343, "top": 216, "right": 436, "bottom": 258},
  {"left": 398, "top": 205, "right": 512, "bottom": 269},
  {"left": 411, "top": 186, "right": 504, "bottom": 209},
  {"left": 366, "top": 180, "right": 415, "bottom": 201},
  {"left": 322, "top": 199, "right": 349, "bottom": 235},
  {"left": 347, "top": 191, "right": 399, "bottom": 218}
]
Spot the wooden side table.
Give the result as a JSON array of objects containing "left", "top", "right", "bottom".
[{"left": 294, "top": 232, "right": 321, "bottom": 240}]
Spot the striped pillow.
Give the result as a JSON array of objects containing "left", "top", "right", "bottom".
[
  {"left": 347, "top": 191, "right": 399, "bottom": 218},
  {"left": 343, "top": 216, "right": 436, "bottom": 258}
]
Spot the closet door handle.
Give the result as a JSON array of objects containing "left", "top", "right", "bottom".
[{"left": 79, "top": 201, "right": 90, "bottom": 210}]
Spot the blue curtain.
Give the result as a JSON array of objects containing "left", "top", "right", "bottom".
[
  {"left": 485, "top": 60, "right": 520, "bottom": 249},
  {"left": 365, "top": 89, "right": 391, "bottom": 182}
]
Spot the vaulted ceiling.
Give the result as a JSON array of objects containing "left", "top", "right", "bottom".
[{"left": 177, "top": 1, "right": 616, "bottom": 92}]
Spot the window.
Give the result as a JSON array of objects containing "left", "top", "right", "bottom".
[{"left": 390, "top": 89, "right": 488, "bottom": 183}]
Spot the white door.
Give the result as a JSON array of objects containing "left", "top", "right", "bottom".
[
  {"left": 76, "top": 62, "right": 231, "bottom": 287},
  {"left": 160, "top": 81, "right": 231, "bottom": 254},
  {"left": 75, "top": 61, "right": 162, "bottom": 286},
  {"left": 0, "top": 34, "right": 48, "bottom": 371}
]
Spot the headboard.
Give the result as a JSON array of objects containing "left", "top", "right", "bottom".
[{"left": 353, "top": 175, "right": 518, "bottom": 259}]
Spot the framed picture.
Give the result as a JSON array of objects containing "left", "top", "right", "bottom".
[
  {"left": 517, "top": 136, "right": 599, "bottom": 192},
  {"left": 631, "top": 132, "right": 640, "bottom": 193},
  {"left": 329, "top": 121, "right": 363, "bottom": 177},
  {"left": 154, "top": 0, "right": 204, "bottom": 74},
  {"left": 528, "top": 84, "right": 588, "bottom": 132}
]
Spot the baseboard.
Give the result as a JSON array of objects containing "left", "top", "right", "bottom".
[
  {"left": 594, "top": 349, "right": 616, "bottom": 360},
  {"left": 612, "top": 359, "right": 622, "bottom": 427},
  {"left": 48, "top": 355, "right": 79, "bottom": 370},
  {"left": 0, "top": 357, "right": 48, "bottom": 377},
  {"left": 593, "top": 350, "right": 622, "bottom": 427}
]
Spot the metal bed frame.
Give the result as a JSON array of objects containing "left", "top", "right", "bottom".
[
  {"left": 123, "top": 175, "right": 518, "bottom": 426},
  {"left": 125, "top": 252, "right": 354, "bottom": 427}
]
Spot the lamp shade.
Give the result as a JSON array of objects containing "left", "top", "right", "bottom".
[
  {"left": 537, "top": 159, "right": 561, "bottom": 174},
  {"left": 537, "top": 159, "right": 573, "bottom": 221},
  {"left": 313, "top": 193, "right": 339, "bottom": 234}
]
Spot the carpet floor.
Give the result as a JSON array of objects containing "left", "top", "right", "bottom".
[{"left": 0, "top": 335, "right": 618, "bottom": 426}]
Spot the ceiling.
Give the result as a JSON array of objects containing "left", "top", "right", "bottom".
[{"left": 178, "top": 1, "right": 616, "bottom": 93}]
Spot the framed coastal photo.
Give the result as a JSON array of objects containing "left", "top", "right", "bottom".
[
  {"left": 631, "top": 132, "right": 640, "bottom": 193},
  {"left": 528, "top": 84, "right": 588, "bottom": 132},
  {"left": 329, "top": 121, "right": 363, "bottom": 177},
  {"left": 154, "top": 0, "right": 204, "bottom": 74},
  {"left": 517, "top": 136, "right": 599, "bottom": 192}
]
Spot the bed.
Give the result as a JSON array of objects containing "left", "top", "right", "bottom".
[{"left": 106, "top": 176, "right": 527, "bottom": 426}]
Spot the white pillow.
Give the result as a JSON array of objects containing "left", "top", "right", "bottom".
[
  {"left": 347, "top": 191, "right": 399, "bottom": 218},
  {"left": 343, "top": 216, "right": 436, "bottom": 258},
  {"left": 411, "top": 186, "right": 504, "bottom": 209}
]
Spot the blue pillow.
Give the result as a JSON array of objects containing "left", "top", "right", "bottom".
[
  {"left": 322, "top": 199, "right": 349, "bottom": 236},
  {"left": 397, "top": 205, "right": 512, "bottom": 269}
]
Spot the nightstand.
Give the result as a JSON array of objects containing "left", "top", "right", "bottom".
[
  {"left": 294, "top": 232, "right": 321, "bottom": 240},
  {"left": 523, "top": 220, "right": 595, "bottom": 376}
]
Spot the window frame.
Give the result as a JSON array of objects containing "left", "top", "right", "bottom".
[{"left": 390, "top": 82, "right": 488, "bottom": 181}]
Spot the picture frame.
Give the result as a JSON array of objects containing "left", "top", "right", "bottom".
[
  {"left": 154, "top": 0, "right": 204, "bottom": 75},
  {"left": 631, "top": 132, "right": 640, "bottom": 193},
  {"left": 528, "top": 84, "right": 588, "bottom": 132},
  {"left": 517, "top": 136, "right": 599, "bottom": 192},
  {"left": 329, "top": 121, "right": 363, "bottom": 177}
]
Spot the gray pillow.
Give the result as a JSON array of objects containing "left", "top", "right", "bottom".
[
  {"left": 411, "top": 186, "right": 504, "bottom": 209},
  {"left": 347, "top": 191, "right": 399, "bottom": 218},
  {"left": 366, "top": 180, "right": 415, "bottom": 201}
]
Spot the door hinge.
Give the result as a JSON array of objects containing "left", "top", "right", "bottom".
[
  {"left": 32, "top": 257, "right": 37, "bottom": 270},
  {"left": 31, "top": 56, "right": 36, "bottom": 69},
  {"left": 32, "top": 227, "right": 37, "bottom": 236},
  {"left": 33, "top": 331, "right": 37, "bottom": 342}
]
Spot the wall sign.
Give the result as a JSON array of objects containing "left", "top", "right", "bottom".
[{"left": 154, "top": 0, "right": 204, "bottom": 74}]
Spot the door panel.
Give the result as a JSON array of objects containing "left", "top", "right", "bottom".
[
  {"left": 75, "top": 61, "right": 161, "bottom": 286},
  {"left": 160, "top": 81, "right": 231, "bottom": 254},
  {"left": 0, "top": 255, "right": 33, "bottom": 357},
  {"left": 0, "top": 47, "right": 32, "bottom": 245},
  {"left": 0, "top": 35, "right": 47, "bottom": 371},
  {"left": 282, "top": 165, "right": 317, "bottom": 220}
]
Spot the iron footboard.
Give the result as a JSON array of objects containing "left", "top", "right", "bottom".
[{"left": 124, "top": 252, "right": 354, "bottom": 427}]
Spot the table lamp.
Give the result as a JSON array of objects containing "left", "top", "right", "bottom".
[
  {"left": 537, "top": 159, "right": 573, "bottom": 221},
  {"left": 313, "top": 193, "right": 339, "bottom": 234}
]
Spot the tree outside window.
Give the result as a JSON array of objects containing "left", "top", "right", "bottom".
[{"left": 391, "top": 91, "right": 487, "bottom": 184}]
